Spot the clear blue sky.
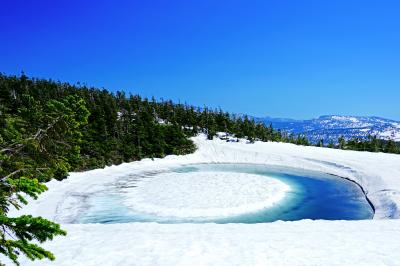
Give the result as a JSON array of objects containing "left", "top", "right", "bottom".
[{"left": 1, "top": 0, "right": 400, "bottom": 120}]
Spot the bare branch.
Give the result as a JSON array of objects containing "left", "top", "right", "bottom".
[
  {"left": 1, "top": 169, "right": 25, "bottom": 181},
  {"left": 1, "top": 116, "right": 63, "bottom": 156}
]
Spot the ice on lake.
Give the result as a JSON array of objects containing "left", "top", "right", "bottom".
[{"left": 68, "top": 164, "right": 374, "bottom": 224}]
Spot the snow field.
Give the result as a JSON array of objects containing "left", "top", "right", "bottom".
[{"left": 5, "top": 134, "right": 400, "bottom": 265}]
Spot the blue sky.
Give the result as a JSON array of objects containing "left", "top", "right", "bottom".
[{"left": 1, "top": 0, "right": 400, "bottom": 120}]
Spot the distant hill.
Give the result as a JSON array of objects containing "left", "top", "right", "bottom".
[{"left": 255, "top": 115, "right": 400, "bottom": 144}]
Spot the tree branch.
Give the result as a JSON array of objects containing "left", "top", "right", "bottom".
[{"left": 1, "top": 116, "right": 63, "bottom": 155}]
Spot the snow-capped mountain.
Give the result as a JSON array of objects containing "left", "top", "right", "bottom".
[{"left": 256, "top": 115, "right": 400, "bottom": 143}]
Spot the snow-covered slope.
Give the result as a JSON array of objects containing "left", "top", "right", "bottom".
[
  {"left": 12, "top": 220, "right": 400, "bottom": 266},
  {"left": 258, "top": 115, "right": 400, "bottom": 143},
  {"left": 5, "top": 135, "right": 400, "bottom": 265}
]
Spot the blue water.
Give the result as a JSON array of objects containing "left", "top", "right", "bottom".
[{"left": 77, "top": 164, "right": 374, "bottom": 224}]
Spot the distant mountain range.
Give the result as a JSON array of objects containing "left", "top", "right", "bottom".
[{"left": 254, "top": 115, "right": 400, "bottom": 144}]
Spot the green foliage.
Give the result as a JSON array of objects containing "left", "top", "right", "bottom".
[
  {"left": 0, "top": 215, "right": 66, "bottom": 265},
  {"left": 1, "top": 91, "right": 89, "bottom": 265},
  {"left": 0, "top": 73, "right": 288, "bottom": 171},
  {"left": 316, "top": 139, "right": 324, "bottom": 147},
  {"left": 334, "top": 135, "right": 399, "bottom": 154}
]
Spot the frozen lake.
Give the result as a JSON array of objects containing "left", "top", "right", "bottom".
[
  {"left": 10, "top": 137, "right": 400, "bottom": 266},
  {"left": 75, "top": 164, "right": 374, "bottom": 224}
]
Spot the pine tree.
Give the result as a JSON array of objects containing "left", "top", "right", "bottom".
[
  {"left": 338, "top": 136, "right": 346, "bottom": 149},
  {"left": 317, "top": 139, "right": 324, "bottom": 147},
  {"left": 0, "top": 96, "right": 89, "bottom": 265},
  {"left": 385, "top": 140, "right": 398, "bottom": 154}
]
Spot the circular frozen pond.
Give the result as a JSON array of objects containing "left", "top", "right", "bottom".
[
  {"left": 121, "top": 171, "right": 290, "bottom": 218},
  {"left": 75, "top": 164, "right": 374, "bottom": 224}
]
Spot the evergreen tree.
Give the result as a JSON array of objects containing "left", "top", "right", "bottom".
[
  {"left": 338, "top": 136, "right": 346, "bottom": 149},
  {"left": 1, "top": 96, "right": 89, "bottom": 265},
  {"left": 317, "top": 139, "right": 324, "bottom": 147},
  {"left": 385, "top": 140, "right": 398, "bottom": 153}
]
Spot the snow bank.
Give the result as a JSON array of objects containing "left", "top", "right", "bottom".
[{"left": 122, "top": 171, "right": 290, "bottom": 218}]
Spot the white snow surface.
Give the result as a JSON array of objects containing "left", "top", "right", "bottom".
[
  {"left": 5, "top": 134, "right": 400, "bottom": 265},
  {"left": 10, "top": 220, "right": 400, "bottom": 266},
  {"left": 122, "top": 171, "right": 289, "bottom": 218}
]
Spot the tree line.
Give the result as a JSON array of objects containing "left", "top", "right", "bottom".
[
  {"left": 331, "top": 135, "right": 399, "bottom": 153},
  {"left": 0, "top": 73, "right": 313, "bottom": 170}
]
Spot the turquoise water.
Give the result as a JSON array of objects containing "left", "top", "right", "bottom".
[{"left": 77, "top": 164, "right": 374, "bottom": 224}]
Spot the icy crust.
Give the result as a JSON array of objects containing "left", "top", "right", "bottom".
[{"left": 122, "top": 172, "right": 290, "bottom": 218}]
